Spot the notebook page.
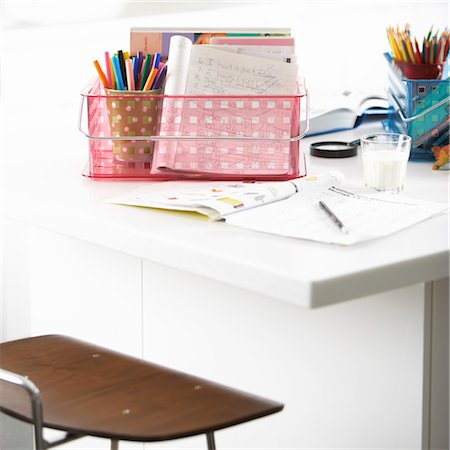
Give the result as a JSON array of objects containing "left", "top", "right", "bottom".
[{"left": 185, "top": 45, "right": 298, "bottom": 95}]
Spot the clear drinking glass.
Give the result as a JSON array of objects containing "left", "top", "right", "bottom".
[{"left": 361, "top": 133, "right": 412, "bottom": 193}]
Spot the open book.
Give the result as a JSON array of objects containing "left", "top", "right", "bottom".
[
  {"left": 108, "top": 172, "right": 447, "bottom": 245},
  {"left": 306, "top": 89, "right": 389, "bottom": 136}
]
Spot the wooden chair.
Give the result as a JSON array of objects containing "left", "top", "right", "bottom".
[{"left": 0, "top": 335, "right": 283, "bottom": 450}]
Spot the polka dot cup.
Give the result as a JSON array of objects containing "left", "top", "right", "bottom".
[{"left": 105, "top": 89, "right": 161, "bottom": 162}]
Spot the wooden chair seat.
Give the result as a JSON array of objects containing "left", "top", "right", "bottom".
[{"left": 0, "top": 335, "right": 283, "bottom": 445}]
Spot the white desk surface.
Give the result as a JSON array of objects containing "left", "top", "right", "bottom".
[
  {"left": 2, "top": 121, "right": 449, "bottom": 308},
  {"left": 1, "top": 17, "right": 449, "bottom": 309}
]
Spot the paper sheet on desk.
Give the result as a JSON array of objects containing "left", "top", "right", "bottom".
[{"left": 225, "top": 182, "right": 448, "bottom": 245}]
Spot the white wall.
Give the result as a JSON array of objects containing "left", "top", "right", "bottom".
[{"left": 1, "top": 2, "right": 448, "bottom": 161}]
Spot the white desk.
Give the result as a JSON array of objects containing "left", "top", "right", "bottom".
[{"left": 1, "top": 120, "right": 449, "bottom": 449}]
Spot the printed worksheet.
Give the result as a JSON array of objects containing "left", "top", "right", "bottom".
[
  {"left": 109, "top": 171, "right": 447, "bottom": 245},
  {"left": 226, "top": 182, "right": 448, "bottom": 245}
]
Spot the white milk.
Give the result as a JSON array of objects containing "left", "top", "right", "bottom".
[{"left": 362, "top": 150, "right": 408, "bottom": 192}]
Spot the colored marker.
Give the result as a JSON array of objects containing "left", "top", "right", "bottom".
[
  {"left": 93, "top": 60, "right": 110, "bottom": 89},
  {"left": 137, "top": 53, "right": 144, "bottom": 85},
  {"left": 132, "top": 56, "right": 138, "bottom": 86},
  {"left": 125, "top": 58, "right": 135, "bottom": 91},
  {"left": 104, "top": 52, "right": 112, "bottom": 88},
  {"left": 153, "top": 64, "right": 167, "bottom": 90},
  {"left": 110, "top": 57, "right": 116, "bottom": 90},
  {"left": 117, "top": 50, "right": 127, "bottom": 89},
  {"left": 152, "top": 52, "right": 161, "bottom": 69},
  {"left": 112, "top": 55, "right": 124, "bottom": 90},
  {"left": 139, "top": 54, "right": 152, "bottom": 90},
  {"left": 143, "top": 67, "right": 158, "bottom": 91}
]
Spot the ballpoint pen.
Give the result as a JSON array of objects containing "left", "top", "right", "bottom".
[{"left": 318, "top": 200, "right": 349, "bottom": 234}]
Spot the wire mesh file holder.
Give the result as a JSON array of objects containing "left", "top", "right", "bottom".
[
  {"left": 383, "top": 53, "right": 449, "bottom": 161},
  {"left": 79, "top": 79, "right": 309, "bottom": 180}
]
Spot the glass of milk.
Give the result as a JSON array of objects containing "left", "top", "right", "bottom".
[{"left": 361, "top": 133, "right": 412, "bottom": 193}]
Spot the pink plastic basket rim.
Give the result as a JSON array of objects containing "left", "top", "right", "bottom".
[{"left": 81, "top": 80, "right": 307, "bottom": 99}]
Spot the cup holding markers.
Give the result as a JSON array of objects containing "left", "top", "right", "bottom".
[
  {"left": 92, "top": 50, "right": 167, "bottom": 165},
  {"left": 361, "top": 133, "right": 412, "bottom": 193},
  {"left": 105, "top": 89, "right": 161, "bottom": 163}
]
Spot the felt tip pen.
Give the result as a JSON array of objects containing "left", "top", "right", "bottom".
[
  {"left": 111, "top": 55, "right": 125, "bottom": 90},
  {"left": 117, "top": 50, "right": 128, "bottom": 89}
]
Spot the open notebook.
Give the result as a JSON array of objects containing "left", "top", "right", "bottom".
[{"left": 108, "top": 172, "right": 447, "bottom": 245}]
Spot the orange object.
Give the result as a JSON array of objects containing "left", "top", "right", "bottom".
[
  {"left": 93, "top": 60, "right": 110, "bottom": 89},
  {"left": 143, "top": 67, "right": 158, "bottom": 91},
  {"left": 432, "top": 144, "right": 450, "bottom": 170}
]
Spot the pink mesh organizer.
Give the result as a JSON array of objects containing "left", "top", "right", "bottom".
[{"left": 79, "top": 79, "right": 309, "bottom": 180}]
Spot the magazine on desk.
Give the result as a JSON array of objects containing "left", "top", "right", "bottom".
[{"left": 108, "top": 172, "right": 448, "bottom": 245}]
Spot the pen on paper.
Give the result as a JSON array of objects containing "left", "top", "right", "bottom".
[{"left": 318, "top": 200, "right": 349, "bottom": 234}]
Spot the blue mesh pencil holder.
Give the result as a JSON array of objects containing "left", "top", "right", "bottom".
[{"left": 383, "top": 53, "right": 449, "bottom": 161}]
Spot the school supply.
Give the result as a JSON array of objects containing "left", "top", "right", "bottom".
[
  {"left": 386, "top": 25, "right": 449, "bottom": 79},
  {"left": 95, "top": 51, "right": 166, "bottom": 92},
  {"left": 206, "top": 44, "right": 296, "bottom": 63},
  {"left": 383, "top": 52, "right": 449, "bottom": 161},
  {"left": 108, "top": 171, "right": 448, "bottom": 245},
  {"left": 163, "top": 35, "right": 192, "bottom": 95},
  {"left": 186, "top": 45, "right": 298, "bottom": 95},
  {"left": 148, "top": 34, "right": 302, "bottom": 177},
  {"left": 318, "top": 200, "right": 348, "bottom": 234},
  {"left": 208, "top": 36, "right": 296, "bottom": 62},
  {"left": 130, "top": 27, "right": 291, "bottom": 59},
  {"left": 82, "top": 31, "right": 307, "bottom": 180},
  {"left": 306, "top": 89, "right": 388, "bottom": 136},
  {"left": 79, "top": 78, "right": 308, "bottom": 180},
  {"left": 161, "top": 36, "right": 299, "bottom": 96}
]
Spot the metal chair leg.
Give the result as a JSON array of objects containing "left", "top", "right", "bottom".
[
  {"left": 206, "top": 431, "right": 216, "bottom": 450},
  {"left": 111, "top": 439, "right": 119, "bottom": 450}
]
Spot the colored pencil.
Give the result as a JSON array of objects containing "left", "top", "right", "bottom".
[
  {"left": 429, "top": 40, "right": 435, "bottom": 64},
  {"left": 405, "top": 36, "right": 415, "bottom": 62},
  {"left": 414, "top": 38, "right": 422, "bottom": 63},
  {"left": 401, "top": 39, "right": 411, "bottom": 62},
  {"left": 443, "top": 34, "right": 449, "bottom": 62},
  {"left": 387, "top": 24, "right": 449, "bottom": 66}
]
